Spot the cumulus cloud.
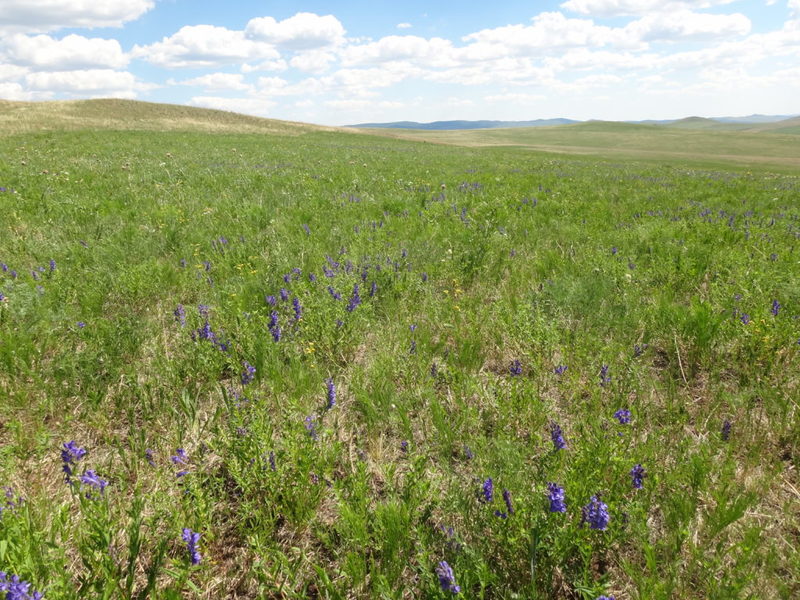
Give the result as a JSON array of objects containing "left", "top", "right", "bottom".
[
  {"left": 2, "top": 34, "right": 128, "bottom": 70},
  {"left": 177, "top": 73, "right": 251, "bottom": 91},
  {"left": 0, "top": 0, "right": 154, "bottom": 33},
  {"left": 340, "top": 35, "right": 458, "bottom": 67},
  {"left": 627, "top": 10, "right": 751, "bottom": 41},
  {"left": 290, "top": 50, "right": 337, "bottom": 73},
  {"left": 560, "top": 0, "right": 735, "bottom": 17},
  {"left": 0, "top": 81, "right": 52, "bottom": 100},
  {"left": 23, "top": 69, "right": 147, "bottom": 98},
  {"left": 245, "top": 13, "right": 346, "bottom": 50},
  {"left": 132, "top": 25, "right": 281, "bottom": 68},
  {"left": 397, "top": 23, "right": 412, "bottom": 29},
  {"left": 463, "top": 12, "right": 641, "bottom": 54}
]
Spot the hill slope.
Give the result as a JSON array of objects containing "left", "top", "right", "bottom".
[{"left": 0, "top": 99, "right": 336, "bottom": 136}]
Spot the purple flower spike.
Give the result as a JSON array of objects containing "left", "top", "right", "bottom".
[
  {"left": 326, "top": 378, "right": 336, "bottom": 409},
  {"left": 182, "top": 528, "right": 202, "bottom": 565},
  {"left": 241, "top": 361, "right": 256, "bottom": 386},
  {"left": 80, "top": 470, "right": 109, "bottom": 495},
  {"left": 550, "top": 422, "right": 567, "bottom": 450},
  {"left": 502, "top": 489, "right": 514, "bottom": 515},
  {"left": 630, "top": 464, "right": 646, "bottom": 489},
  {"left": 771, "top": 299, "right": 781, "bottom": 316},
  {"left": 509, "top": 360, "right": 522, "bottom": 376},
  {"left": 547, "top": 482, "right": 566, "bottom": 513},
  {"left": 61, "top": 441, "right": 87, "bottom": 484},
  {"left": 582, "top": 495, "right": 610, "bottom": 530},
  {"left": 481, "top": 478, "right": 494, "bottom": 503},
  {"left": 435, "top": 561, "right": 460, "bottom": 594}
]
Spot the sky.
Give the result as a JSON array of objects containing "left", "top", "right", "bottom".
[{"left": 0, "top": 0, "right": 798, "bottom": 125}]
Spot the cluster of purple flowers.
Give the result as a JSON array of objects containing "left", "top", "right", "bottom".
[
  {"left": 240, "top": 361, "right": 256, "bottom": 386},
  {"left": 582, "top": 495, "right": 610, "bottom": 530},
  {"left": 61, "top": 441, "right": 86, "bottom": 485},
  {"left": 0, "top": 487, "right": 24, "bottom": 518},
  {"left": 346, "top": 283, "right": 361, "bottom": 312},
  {"left": 0, "top": 573, "right": 43, "bottom": 599},
  {"left": 171, "top": 448, "right": 190, "bottom": 478},
  {"left": 509, "top": 360, "right": 522, "bottom": 376},
  {"left": 613, "top": 409, "right": 631, "bottom": 425},
  {"left": 435, "top": 561, "right": 460, "bottom": 594},
  {"left": 547, "top": 483, "right": 566, "bottom": 513},
  {"left": 481, "top": 478, "right": 494, "bottom": 503},
  {"left": 630, "top": 464, "right": 646, "bottom": 489},
  {"left": 721, "top": 419, "right": 732, "bottom": 441},
  {"left": 554, "top": 365, "right": 568, "bottom": 375},
  {"left": 771, "top": 299, "right": 781, "bottom": 316},
  {"left": 550, "top": 422, "right": 567, "bottom": 451},
  {"left": 174, "top": 304, "right": 186, "bottom": 327},
  {"left": 269, "top": 311, "right": 281, "bottom": 342},
  {"left": 182, "top": 528, "right": 202, "bottom": 565}
]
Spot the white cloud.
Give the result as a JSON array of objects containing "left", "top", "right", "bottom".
[
  {"left": 790, "top": 0, "right": 800, "bottom": 15},
  {"left": 241, "top": 59, "right": 288, "bottom": 73},
  {"left": 560, "top": 0, "right": 735, "bottom": 17},
  {"left": 463, "top": 12, "right": 641, "bottom": 54},
  {"left": 340, "top": 35, "right": 458, "bottom": 67},
  {"left": 132, "top": 25, "right": 280, "bottom": 68},
  {"left": 0, "top": 64, "right": 29, "bottom": 81},
  {"left": 0, "top": 81, "right": 52, "bottom": 100},
  {"left": 627, "top": 10, "right": 751, "bottom": 41},
  {"left": 188, "top": 96, "right": 277, "bottom": 117},
  {"left": 397, "top": 23, "right": 412, "bottom": 29},
  {"left": 0, "top": 0, "right": 154, "bottom": 33},
  {"left": 245, "top": 13, "right": 346, "bottom": 50},
  {"left": 2, "top": 34, "right": 128, "bottom": 70},
  {"left": 178, "top": 73, "right": 251, "bottom": 91},
  {"left": 24, "top": 69, "right": 145, "bottom": 98},
  {"left": 289, "top": 50, "right": 337, "bottom": 73}
]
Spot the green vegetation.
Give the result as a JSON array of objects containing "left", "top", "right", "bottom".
[{"left": 0, "top": 101, "right": 798, "bottom": 599}]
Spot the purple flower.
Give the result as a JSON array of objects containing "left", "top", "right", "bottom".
[
  {"left": 77, "top": 321, "right": 86, "bottom": 328},
  {"left": 308, "top": 272, "right": 317, "bottom": 282},
  {"left": 611, "top": 247, "right": 618, "bottom": 255},
  {"left": 171, "top": 448, "right": 188, "bottom": 465},
  {"left": 630, "top": 464, "right": 646, "bottom": 489},
  {"left": 302, "top": 224, "right": 311, "bottom": 235},
  {"left": 599, "top": 365, "right": 611, "bottom": 386},
  {"left": 772, "top": 299, "right": 781, "bottom": 316},
  {"left": 481, "top": 478, "right": 494, "bottom": 503},
  {"left": 61, "top": 441, "right": 87, "bottom": 484},
  {"left": 182, "top": 528, "right": 202, "bottom": 565},
  {"left": 0, "top": 572, "right": 44, "bottom": 599},
  {"left": 268, "top": 451, "right": 276, "bottom": 471},
  {"left": 346, "top": 284, "right": 361, "bottom": 312},
  {"left": 279, "top": 288, "right": 289, "bottom": 302},
  {"left": 145, "top": 449, "right": 156, "bottom": 467},
  {"left": 198, "top": 304, "right": 210, "bottom": 318},
  {"left": 550, "top": 422, "right": 567, "bottom": 450},
  {"left": 554, "top": 365, "right": 568, "bottom": 375},
  {"left": 582, "top": 495, "right": 610, "bottom": 530},
  {"left": 49, "top": 259, "right": 56, "bottom": 272},
  {"left": 547, "top": 483, "right": 566, "bottom": 513},
  {"left": 596, "top": 596, "right": 616, "bottom": 600},
  {"left": 265, "top": 295, "right": 276, "bottom": 306},
  {"left": 268, "top": 311, "right": 278, "bottom": 329},
  {"left": 633, "top": 344, "right": 647, "bottom": 357},
  {"left": 327, "top": 286, "right": 341, "bottom": 301},
  {"left": 174, "top": 304, "right": 186, "bottom": 327},
  {"left": 463, "top": 445, "right": 474, "bottom": 460},
  {"left": 400, "top": 440, "right": 409, "bottom": 453},
  {"left": 502, "top": 489, "right": 514, "bottom": 515},
  {"left": 369, "top": 281, "right": 377, "bottom": 297},
  {"left": 721, "top": 419, "right": 732, "bottom": 441},
  {"left": 421, "top": 272, "right": 428, "bottom": 282},
  {"left": 304, "top": 415, "right": 318, "bottom": 441},
  {"left": 613, "top": 409, "right": 631, "bottom": 424},
  {"left": 494, "top": 510, "right": 508, "bottom": 519},
  {"left": 740, "top": 313, "right": 750, "bottom": 325},
  {"left": 435, "top": 561, "right": 460, "bottom": 594},
  {"left": 241, "top": 361, "right": 256, "bottom": 386},
  {"left": 326, "top": 378, "right": 336, "bottom": 409},
  {"left": 80, "top": 470, "right": 108, "bottom": 495},
  {"left": 509, "top": 360, "right": 522, "bottom": 376},
  {"left": 292, "top": 297, "right": 303, "bottom": 321}
]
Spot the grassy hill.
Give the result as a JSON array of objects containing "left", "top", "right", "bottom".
[{"left": 0, "top": 98, "right": 335, "bottom": 136}]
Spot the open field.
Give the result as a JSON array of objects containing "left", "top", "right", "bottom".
[
  {"left": 363, "top": 120, "right": 800, "bottom": 171},
  {"left": 0, "top": 101, "right": 799, "bottom": 599}
]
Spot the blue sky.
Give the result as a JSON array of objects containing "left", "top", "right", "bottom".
[{"left": 1, "top": 0, "right": 798, "bottom": 125}]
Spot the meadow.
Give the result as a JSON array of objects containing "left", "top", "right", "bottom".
[{"left": 0, "top": 101, "right": 798, "bottom": 599}]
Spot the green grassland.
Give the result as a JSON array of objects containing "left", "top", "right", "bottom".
[{"left": 0, "top": 100, "right": 798, "bottom": 599}]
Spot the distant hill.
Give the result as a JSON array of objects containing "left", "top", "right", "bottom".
[
  {"left": 347, "top": 118, "right": 580, "bottom": 130},
  {"left": 349, "top": 115, "right": 799, "bottom": 131}
]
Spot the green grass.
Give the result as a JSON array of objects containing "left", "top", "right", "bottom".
[{"left": 0, "top": 103, "right": 799, "bottom": 599}]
